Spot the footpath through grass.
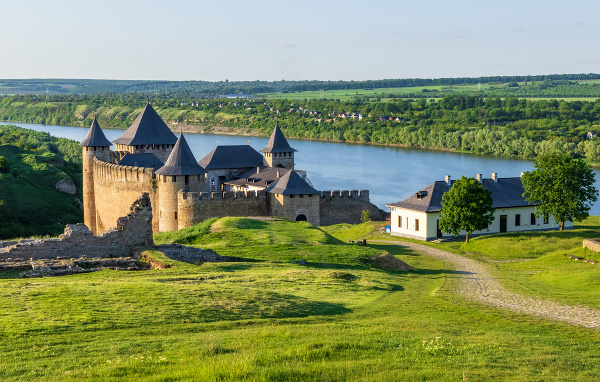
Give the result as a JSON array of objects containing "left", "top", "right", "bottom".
[
  {"left": 1, "top": 217, "right": 600, "bottom": 380},
  {"left": 368, "top": 216, "right": 600, "bottom": 311}
]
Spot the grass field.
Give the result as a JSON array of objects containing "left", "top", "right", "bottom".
[
  {"left": 260, "top": 84, "right": 495, "bottom": 101},
  {"left": 1, "top": 217, "right": 600, "bottom": 380}
]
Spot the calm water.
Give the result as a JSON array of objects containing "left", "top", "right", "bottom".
[{"left": 3, "top": 121, "right": 600, "bottom": 215}]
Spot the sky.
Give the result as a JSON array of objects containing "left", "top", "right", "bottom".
[{"left": 1, "top": 0, "right": 599, "bottom": 82}]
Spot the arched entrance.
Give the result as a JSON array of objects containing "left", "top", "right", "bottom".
[{"left": 295, "top": 214, "right": 307, "bottom": 222}]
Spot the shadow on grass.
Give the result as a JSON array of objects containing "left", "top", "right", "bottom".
[{"left": 367, "top": 243, "right": 422, "bottom": 257}]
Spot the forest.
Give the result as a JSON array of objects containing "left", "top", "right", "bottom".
[
  {"left": 2, "top": 73, "right": 600, "bottom": 96},
  {"left": 2, "top": 93, "right": 600, "bottom": 162}
]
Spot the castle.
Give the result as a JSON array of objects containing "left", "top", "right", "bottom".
[{"left": 81, "top": 103, "right": 383, "bottom": 234}]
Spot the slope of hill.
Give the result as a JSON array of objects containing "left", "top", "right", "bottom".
[{"left": 0, "top": 126, "right": 82, "bottom": 239}]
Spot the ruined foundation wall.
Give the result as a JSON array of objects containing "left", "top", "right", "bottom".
[
  {"left": 319, "top": 190, "right": 385, "bottom": 226},
  {"left": 0, "top": 194, "right": 154, "bottom": 260}
]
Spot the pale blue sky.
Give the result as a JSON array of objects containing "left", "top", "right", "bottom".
[{"left": 1, "top": 0, "right": 598, "bottom": 81}]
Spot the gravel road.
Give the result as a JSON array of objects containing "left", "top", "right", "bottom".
[{"left": 376, "top": 240, "right": 600, "bottom": 329}]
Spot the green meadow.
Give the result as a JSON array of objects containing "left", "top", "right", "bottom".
[{"left": 1, "top": 217, "right": 600, "bottom": 380}]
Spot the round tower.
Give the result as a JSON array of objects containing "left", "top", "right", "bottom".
[
  {"left": 155, "top": 133, "right": 206, "bottom": 232},
  {"left": 80, "top": 118, "right": 112, "bottom": 235}
]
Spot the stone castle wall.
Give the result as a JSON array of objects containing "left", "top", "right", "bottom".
[
  {"left": 319, "top": 190, "right": 385, "bottom": 225},
  {"left": 270, "top": 193, "right": 320, "bottom": 225},
  {"left": 178, "top": 190, "right": 270, "bottom": 227},
  {"left": 93, "top": 158, "right": 159, "bottom": 233},
  {"left": 0, "top": 194, "right": 153, "bottom": 260},
  {"left": 87, "top": 156, "right": 383, "bottom": 232}
]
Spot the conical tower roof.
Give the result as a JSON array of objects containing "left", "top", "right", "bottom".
[
  {"left": 80, "top": 118, "right": 112, "bottom": 147},
  {"left": 113, "top": 103, "right": 177, "bottom": 146},
  {"left": 155, "top": 134, "right": 206, "bottom": 176},
  {"left": 260, "top": 122, "right": 297, "bottom": 153},
  {"left": 265, "top": 170, "right": 319, "bottom": 195}
]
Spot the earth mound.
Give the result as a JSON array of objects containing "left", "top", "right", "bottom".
[{"left": 371, "top": 253, "right": 415, "bottom": 271}]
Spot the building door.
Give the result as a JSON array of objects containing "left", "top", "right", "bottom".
[
  {"left": 436, "top": 220, "right": 443, "bottom": 238},
  {"left": 500, "top": 215, "right": 507, "bottom": 233}
]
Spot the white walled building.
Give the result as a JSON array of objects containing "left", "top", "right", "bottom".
[{"left": 386, "top": 173, "right": 572, "bottom": 241}]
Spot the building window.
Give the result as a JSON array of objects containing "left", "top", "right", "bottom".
[
  {"left": 415, "top": 219, "right": 420, "bottom": 232},
  {"left": 174, "top": 212, "right": 177, "bottom": 220},
  {"left": 171, "top": 176, "right": 176, "bottom": 182},
  {"left": 531, "top": 213, "right": 536, "bottom": 225},
  {"left": 184, "top": 175, "right": 189, "bottom": 186},
  {"left": 406, "top": 217, "right": 409, "bottom": 230},
  {"left": 398, "top": 216, "right": 402, "bottom": 228},
  {"left": 544, "top": 215, "right": 549, "bottom": 224},
  {"left": 515, "top": 214, "right": 521, "bottom": 227}
]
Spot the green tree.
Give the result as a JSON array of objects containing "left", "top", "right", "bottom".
[
  {"left": 439, "top": 176, "right": 495, "bottom": 242},
  {"left": 521, "top": 153, "right": 598, "bottom": 231},
  {"left": 360, "top": 209, "right": 371, "bottom": 223}
]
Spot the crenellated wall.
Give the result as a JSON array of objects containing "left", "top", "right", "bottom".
[
  {"left": 178, "top": 190, "right": 270, "bottom": 226},
  {"left": 92, "top": 158, "right": 159, "bottom": 233},
  {"left": 319, "top": 190, "right": 385, "bottom": 225}
]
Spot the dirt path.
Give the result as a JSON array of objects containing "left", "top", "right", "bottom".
[{"left": 374, "top": 240, "right": 600, "bottom": 329}]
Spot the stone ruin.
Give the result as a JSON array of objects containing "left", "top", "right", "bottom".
[
  {"left": 0, "top": 193, "right": 230, "bottom": 277},
  {"left": 0, "top": 193, "right": 154, "bottom": 260}
]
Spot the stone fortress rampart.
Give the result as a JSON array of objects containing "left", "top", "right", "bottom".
[
  {"left": 91, "top": 159, "right": 384, "bottom": 232},
  {"left": 93, "top": 158, "right": 160, "bottom": 232}
]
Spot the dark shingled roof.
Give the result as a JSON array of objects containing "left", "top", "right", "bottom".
[
  {"left": 118, "top": 153, "right": 163, "bottom": 169},
  {"left": 112, "top": 103, "right": 177, "bottom": 146},
  {"left": 155, "top": 134, "right": 206, "bottom": 176},
  {"left": 265, "top": 170, "right": 319, "bottom": 195},
  {"left": 260, "top": 123, "right": 297, "bottom": 153},
  {"left": 80, "top": 118, "right": 112, "bottom": 147},
  {"left": 386, "top": 176, "right": 535, "bottom": 213},
  {"left": 198, "top": 145, "right": 264, "bottom": 170},
  {"left": 223, "top": 166, "right": 291, "bottom": 188}
]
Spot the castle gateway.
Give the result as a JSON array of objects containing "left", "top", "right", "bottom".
[{"left": 81, "top": 103, "right": 383, "bottom": 234}]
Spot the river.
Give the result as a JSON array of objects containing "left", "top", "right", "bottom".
[{"left": 3, "top": 121, "right": 600, "bottom": 215}]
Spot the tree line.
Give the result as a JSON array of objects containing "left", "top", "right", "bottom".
[
  {"left": 2, "top": 73, "right": 600, "bottom": 95},
  {"left": 2, "top": 94, "right": 600, "bottom": 162}
]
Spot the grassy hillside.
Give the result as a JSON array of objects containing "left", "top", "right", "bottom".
[
  {"left": 1, "top": 217, "right": 600, "bottom": 380},
  {"left": 0, "top": 126, "right": 83, "bottom": 239}
]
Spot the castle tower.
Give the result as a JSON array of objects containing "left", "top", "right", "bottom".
[
  {"left": 266, "top": 170, "right": 321, "bottom": 225},
  {"left": 112, "top": 102, "right": 178, "bottom": 163},
  {"left": 80, "top": 118, "right": 112, "bottom": 235},
  {"left": 155, "top": 133, "right": 207, "bottom": 232},
  {"left": 260, "top": 122, "right": 297, "bottom": 169}
]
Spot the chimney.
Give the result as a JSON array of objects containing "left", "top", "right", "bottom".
[
  {"left": 445, "top": 175, "right": 451, "bottom": 185},
  {"left": 277, "top": 171, "right": 280, "bottom": 177},
  {"left": 492, "top": 172, "right": 498, "bottom": 182},
  {"left": 476, "top": 173, "right": 482, "bottom": 182},
  {"left": 256, "top": 167, "right": 260, "bottom": 173}
]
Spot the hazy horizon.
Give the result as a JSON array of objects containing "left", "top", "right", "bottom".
[{"left": 2, "top": 0, "right": 598, "bottom": 82}]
